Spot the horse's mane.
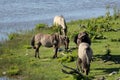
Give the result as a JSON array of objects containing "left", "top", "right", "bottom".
[{"left": 75, "top": 31, "right": 91, "bottom": 45}]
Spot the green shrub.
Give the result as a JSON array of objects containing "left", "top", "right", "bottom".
[
  {"left": 50, "top": 25, "right": 62, "bottom": 34},
  {"left": 7, "top": 65, "right": 21, "bottom": 76},
  {"left": 69, "top": 31, "right": 79, "bottom": 41},
  {"left": 8, "top": 33, "right": 19, "bottom": 40},
  {"left": 35, "top": 23, "right": 47, "bottom": 30},
  {"left": 58, "top": 53, "right": 76, "bottom": 63}
]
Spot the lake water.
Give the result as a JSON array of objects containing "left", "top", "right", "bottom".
[{"left": 0, "top": 0, "right": 120, "bottom": 41}]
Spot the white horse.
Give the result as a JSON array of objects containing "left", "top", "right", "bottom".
[
  {"left": 77, "top": 42, "right": 93, "bottom": 75},
  {"left": 53, "top": 15, "right": 67, "bottom": 36}
]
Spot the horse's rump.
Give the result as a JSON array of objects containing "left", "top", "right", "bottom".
[
  {"left": 78, "top": 43, "right": 92, "bottom": 62},
  {"left": 78, "top": 42, "right": 93, "bottom": 75},
  {"left": 53, "top": 15, "right": 66, "bottom": 29}
]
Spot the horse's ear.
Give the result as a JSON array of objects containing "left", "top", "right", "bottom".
[{"left": 84, "top": 31, "right": 88, "bottom": 36}]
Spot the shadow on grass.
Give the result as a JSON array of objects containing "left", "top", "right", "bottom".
[
  {"left": 91, "top": 54, "right": 120, "bottom": 78},
  {"left": 61, "top": 62, "right": 94, "bottom": 80},
  {"left": 94, "top": 54, "right": 120, "bottom": 64},
  {"left": 94, "top": 67, "right": 120, "bottom": 74},
  {"left": 62, "top": 69, "right": 94, "bottom": 80}
]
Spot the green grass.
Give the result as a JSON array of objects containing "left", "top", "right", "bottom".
[{"left": 0, "top": 15, "right": 120, "bottom": 80}]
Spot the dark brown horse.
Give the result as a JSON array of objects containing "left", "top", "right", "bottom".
[
  {"left": 74, "top": 31, "right": 91, "bottom": 47},
  {"left": 31, "top": 33, "right": 69, "bottom": 58}
]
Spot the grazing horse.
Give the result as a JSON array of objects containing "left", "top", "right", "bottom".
[
  {"left": 74, "top": 31, "right": 91, "bottom": 47},
  {"left": 31, "top": 33, "right": 69, "bottom": 58},
  {"left": 53, "top": 15, "right": 67, "bottom": 36},
  {"left": 77, "top": 42, "right": 93, "bottom": 75}
]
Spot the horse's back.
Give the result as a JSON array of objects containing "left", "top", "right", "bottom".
[
  {"left": 78, "top": 43, "right": 92, "bottom": 60},
  {"left": 54, "top": 15, "right": 64, "bottom": 23},
  {"left": 42, "top": 35, "right": 54, "bottom": 47},
  {"left": 34, "top": 33, "right": 54, "bottom": 47}
]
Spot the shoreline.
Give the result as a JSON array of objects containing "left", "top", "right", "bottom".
[
  {"left": 0, "top": 12, "right": 120, "bottom": 80},
  {"left": 0, "top": 8, "right": 114, "bottom": 41}
]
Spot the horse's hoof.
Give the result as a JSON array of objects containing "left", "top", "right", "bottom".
[
  {"left": 53, "top": 56, "right": 56, "bottom": 59},
  {"left": 53, "top": 56, "right": 57, "bottom": 59}
]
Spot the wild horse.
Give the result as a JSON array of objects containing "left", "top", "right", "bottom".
[{"left": 31, "top": 33, "right": 69, "bottom": 58}]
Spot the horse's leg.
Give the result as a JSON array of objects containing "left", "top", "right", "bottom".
[
  {"left": 35, "top": 43, "right": 41, "bottom": 58},
  {"left": 64, "top": 28, "right": 67, "bottom": 36},
  {"left": 35, "top": 47, "right": 39, "bottom": 58},
  {"left": 76, "top": 57, "right": 82, "bottom": 73},
  {"left": 59, "top": 26, "right": 62, "bottom": 35},
  {"left": 37, "top": 43, "right": 41, "bottom": 58},
  {"left": 76, "top": 57, "right": 81, "bottom": 71},
  {"left": 62, "top": 29, "right": 66, "bottom": 36},
  {"left": 53, "top": 46, "right": 58, "bottom": 58},
  {"left": 34, "top": 45, "right": 38, "bottom": 58},
  {"left": 85, "top": 64, "right": 90, "bottom": 75}
]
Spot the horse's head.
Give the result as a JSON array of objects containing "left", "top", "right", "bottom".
[
  {"left": 52, "top": 33, "right": 69, "bottom": 51},
  {"left": 77, "top": 31, "right": 91, "bottom": 45},
  {"left": 78, "top": 32, "right": 88, "bottom": 40},
  {"left": 63, "top": 36, "right": 69, "bottom": 51}
]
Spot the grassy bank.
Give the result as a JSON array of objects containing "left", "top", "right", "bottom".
[{"left": 0, "top": 13, "right": 120, "bottom": 80}]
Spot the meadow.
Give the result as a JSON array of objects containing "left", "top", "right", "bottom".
[{"left": 0, "top": 11, "right": 120, "bottom": 80}]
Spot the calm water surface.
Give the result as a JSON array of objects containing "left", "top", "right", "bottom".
[{"left": 0, "top": 0, "right": 120, "bottom": 41}]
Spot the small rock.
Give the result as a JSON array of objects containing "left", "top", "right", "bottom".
[
  {"left": 2, "top": 71, "right": 6, "bottom": 75},
  {"left": 116, "top": 77, "right": 120, "bottom": 80},
  {"left": 97, "top": 76, "right": 106, "bottom": 80},
  {"left": 109, "top": 71, "right": 117, "bottom": 76},
  {"left": 58, "top": 48, "right": 63, "bottom": 52},
  {"left": 103, "top": 60, "right": 107, "bottom": 62},
  {"left": 115, "top": 61, "right": 120, "bottom": 64},
  {"left": 25, "top": 53, "right": 28, "bottom": 56}
]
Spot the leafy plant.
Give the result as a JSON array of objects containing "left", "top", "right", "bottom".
[
  {"left": 105, "top": 44, "right": 111, "bottom": 55},
  {"left": 7, "top": 65, "right": 21, "bottom": 76},
  {"left": 8, "top": 33, "right": 19, "bottom": 40},
  {"left": 35, "top": 23, "right": 47, "bottom": 30},
  {"left": 58, "top": 53, "right": 76, "bottom": 63}
]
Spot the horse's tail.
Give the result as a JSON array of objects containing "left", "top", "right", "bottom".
[
  {"left": 84, "top": 47, "right": 91, "bottom": 75},
  {"left": 86, "top": 47, "right": 90, "bottom": 63},
  {"left": 31, "top": 36, "right": 36, "bottom": 49},
  {"left": 74, "top": 34, "right": 78, "bottom": 45}
]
